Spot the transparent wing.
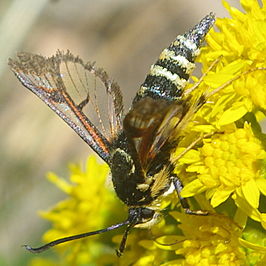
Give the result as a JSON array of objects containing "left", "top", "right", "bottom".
[{"left": 9, "top": 51, "right": 124, "bottom": 163}]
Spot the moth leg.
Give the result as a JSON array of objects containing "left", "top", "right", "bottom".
[
  {"left": 172, "top": 176, "right": 208, "bottom": 215},
  {"left": 205, "top": 67, "right": 266, "bottom": 99},
  {"left": 172, "top": 133, "right": 214, "bottom": 165},
  {"left": 116, "top": 224, "right": 131, "bottom": 257},
  {"left": 185, "top": 66, "right": 266, "bottom": 118},
  {"left": 194, "top": 67, "right": 266, "bottom": 113},
  {"left": 184, "top": 56, "right": 222, "bottom": 97}
]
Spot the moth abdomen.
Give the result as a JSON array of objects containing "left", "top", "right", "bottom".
[{"left": 134, "top": 13, "right": 215, "bottom": 103}]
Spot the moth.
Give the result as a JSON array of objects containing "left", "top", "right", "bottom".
[{"left": 9, "top": 13, "right": 215, "bottom": 256}]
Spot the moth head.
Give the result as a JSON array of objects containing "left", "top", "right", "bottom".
[
  {"left": 115, "top": 207, "right": 161, "bottom": 257},
  {"left": 128, "top": 207, "right": 161, "bottom": 228}
]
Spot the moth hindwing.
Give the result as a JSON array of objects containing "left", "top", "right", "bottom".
[{"left": 9, "top": 13, "right": 215, "bottom": 255}]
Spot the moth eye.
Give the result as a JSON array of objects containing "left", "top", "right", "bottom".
[{"left": 141, "top": 208, "right": 155, "bottom": 220}]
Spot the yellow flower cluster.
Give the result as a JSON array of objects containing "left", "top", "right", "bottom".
[
  {"left": 159, "top": 212, "right": 246, "bottom": 265},
  {"left": 175, "top": 0, "right": 266, "bottom": 219},
  {"left": 180, "top": 124, "right": 266, "bottom": 212},
  {"left": 172, "top": 0, "right": 266, "bottom": 264},
  {"left": 30, "top": 0, "right": 266, "bottom": 265},
  {"left": 30, "top": 157, "right": 126, "bottom": 265}
]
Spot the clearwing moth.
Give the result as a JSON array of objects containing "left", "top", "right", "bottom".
[{"left": 9, "top": 13, "right": 215, "bottom": 256}]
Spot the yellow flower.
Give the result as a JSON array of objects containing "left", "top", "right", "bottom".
[
  {"left": 156, "top": 212, "right": 246, "bottom": 266},
  {"left": 178, "top": 124, "right": 266, "bottom": 221},
  {"left": 30, "top": 156, "right": 126, "bottom": 265},
  {"left": 171, "top": 0, "right": 266, "bottom": 264},
  {"left": 188, "top": 0, "right": 266, "bottom": 132},
  {"left": 173, "top": 0, "right": 266, "bottom": 227},
  {"left": 201, "top": 0, "right": 266, "bottom": 80}
]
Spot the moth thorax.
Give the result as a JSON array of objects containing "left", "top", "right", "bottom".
[{"left": 111, "top": 148, "right": 135, "bottom": 177}]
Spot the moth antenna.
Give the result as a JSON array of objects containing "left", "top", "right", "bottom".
[{"left": 23, "top": 220, "right": 130, "bottom": 254}]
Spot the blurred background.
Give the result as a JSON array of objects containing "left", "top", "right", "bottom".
[{"left": 0, "top": 0, "right": 241, "bottom": 265}]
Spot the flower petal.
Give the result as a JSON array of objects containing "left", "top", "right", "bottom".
[
  {"left": 241, "top": 179, "right": 260, "bottom": 208},
  {"left": 210, "top": 188, "right": 233, "bottom": 207},
  {"left": 218, "top": 104, "right": 248, "bottom": 126},
  {"left": 239, "top": 238, "right": 266, "bottom": 252},
  {"left": 256, "top": 178, "right": 266, "bottom": 196},
  {"left": 181, "top": 179, "right": 206, "bottom": 197},
  {"left": 260, "top": 213, "right": 266, "bottom": 230},
  {"left": 233, "top": 189, "right": 261, "bottom": 221},
  {"left": 47, "top": 172, "right": 71, "bottom": 194}
]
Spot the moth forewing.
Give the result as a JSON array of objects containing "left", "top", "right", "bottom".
[
  {"left": 53, "top": 51, "right": 124, "bottom": 141},
  {"left": 57, "top": 52, "right": 118, "bottom": 140},
  {"left": 9, "top": 51, "right": 126, "bottom": 162}
]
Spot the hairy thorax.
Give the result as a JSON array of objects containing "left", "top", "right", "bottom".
[{"left": 110, "top": 146, "right": 172, "bottom": 207}]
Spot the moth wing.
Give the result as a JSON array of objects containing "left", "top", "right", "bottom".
[
  {"left": 9, "top": 51, "right": 124, "bottom": 163},
  {"left": 123, "top": 97, "right": 187, "bottom": 170}
]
